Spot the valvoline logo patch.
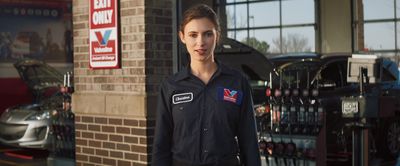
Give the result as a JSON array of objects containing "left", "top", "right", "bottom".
[
  {"left": 95, "top": 30, "right": 112, "bottom": 46},
  {"left": 217, "top": 87, "right": 243, "bottom": 105},
  {"left": 91, "top": 29, "right": 116, "bottom": 56}
]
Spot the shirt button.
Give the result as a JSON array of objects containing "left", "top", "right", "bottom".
[
  {"left": 203, "top": 128, "right": 208, "bottom": 132},
  {"left": 179, "top": 107, "right": 184, "bottom": 111}
]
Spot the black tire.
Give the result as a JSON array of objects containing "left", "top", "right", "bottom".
[
  {"left": 377, "top": 119, "right": 400, "bottom": 159},
  {"left": 385, "top": 120, "right": 400, "bottom": 156}
]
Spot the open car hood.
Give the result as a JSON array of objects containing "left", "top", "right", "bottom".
[
  {"left": 14, "top": 59, "right": 63, "bottom": 97},
  {"left": 214, "top": 38, "right": 275, "bottom": 81}
]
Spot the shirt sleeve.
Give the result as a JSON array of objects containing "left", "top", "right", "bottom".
[
  {"left": 237, "top": 77, "right": 262, "bottom": 166},
  {"left": 152, "top": 81, "right": 174, "bottom": 166}
]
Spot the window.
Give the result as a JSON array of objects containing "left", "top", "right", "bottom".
[
  {"left": 225, "top": 0, "right": 316, "bottom": 56},
  {"left": 359, "top": 0, "right": 400, "bottom": 63}
]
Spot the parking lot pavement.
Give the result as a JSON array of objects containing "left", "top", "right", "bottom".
[{"left": 0, "top": 143, "right": 48, "bottom": 166}]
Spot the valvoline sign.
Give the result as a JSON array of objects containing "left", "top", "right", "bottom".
[{"left": 89, "top": 0, "right": 119, "bottom": 69}]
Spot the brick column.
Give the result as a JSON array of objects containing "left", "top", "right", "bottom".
[
  {"left": 355, "top": 0, "right": 364, "bottom": 51},
  {"left": 72, "top": 0, "right": 172, "bottom": 165}
]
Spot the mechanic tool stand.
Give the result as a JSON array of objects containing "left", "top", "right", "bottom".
[
  {"left": 342, "top": 67, "right": 372, "bottom": 166},
  {"left": 342, "top": 55, "right": 383, "bottom": 166},
  {"left": 261, "top": 71, "right": 323, "bottom": 166},
  {"left": 48, "top": 72, "right": 75, "bottom": 166}
]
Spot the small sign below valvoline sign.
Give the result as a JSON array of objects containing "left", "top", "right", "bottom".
[{"left": 89, "top": 0, "right": 119, "bottom": 69}]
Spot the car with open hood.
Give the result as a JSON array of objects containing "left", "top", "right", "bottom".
[{"left": 0, "top": 59, "right": 63, "bottom": 149}]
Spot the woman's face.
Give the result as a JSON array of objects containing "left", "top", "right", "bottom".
[{"left": 179, "top": 18, "right": 218, "bottom": 63}]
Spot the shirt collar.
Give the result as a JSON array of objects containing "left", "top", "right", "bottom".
[{"left": 174, "top": 60, "right": 236, "bottom": 82}]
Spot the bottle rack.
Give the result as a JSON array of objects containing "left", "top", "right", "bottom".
[
  {"left": 48, "top": 72, "right": 75, "bottom": 160},
  {"left": 257, "top": 72, "right": 326, "bottom": 166}
]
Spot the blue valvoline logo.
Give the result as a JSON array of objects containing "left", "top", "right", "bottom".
[{"left": 95, "top": 30, "right": 112, "bottom": 46}]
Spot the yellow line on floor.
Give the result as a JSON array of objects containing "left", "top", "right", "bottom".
[{"left": 0, "top": 159, "right": 16, "bottom": 166}]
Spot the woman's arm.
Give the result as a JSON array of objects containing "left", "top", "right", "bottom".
[
  {"left": 152, "top": 82, "right": 173, "bottom": 166},
  {"left": 237, "top": 78, "right": 262, "bottom": 166}
]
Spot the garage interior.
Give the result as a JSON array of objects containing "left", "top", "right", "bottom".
[{"left": 0, "top": 0, "right": 399, "bottom": 166}]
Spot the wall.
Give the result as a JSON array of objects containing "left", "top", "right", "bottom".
[
  {"left": 320, "top": 0, "right": 352, "bottom": 53},
  {"left": 72, "top": 0, "right": 173, "bottom": 165}
]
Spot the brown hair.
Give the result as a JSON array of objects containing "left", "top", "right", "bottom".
[{"left": 179, "top": 4, "right": 221, "bottom": 41}]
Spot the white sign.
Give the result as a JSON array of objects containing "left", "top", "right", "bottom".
[{"left": 89, "top": 0, "right": 120, "bottom": 69}]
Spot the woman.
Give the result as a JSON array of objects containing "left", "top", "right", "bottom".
[{"left": 152, "top": 4, "right": 261, "bottom": 166}]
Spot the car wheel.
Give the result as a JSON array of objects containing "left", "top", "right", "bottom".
[
  {"left": 377, "top": 119, "right": 400, "bottom": 159},
  {"left": 385, "top": 120, "right": 400, "bottom": 156}
]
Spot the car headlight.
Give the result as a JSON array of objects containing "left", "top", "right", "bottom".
[
  {"left": 27, "top": 111, "right": 50, "bottom": 121},
  {"left": 0, "top": 108, "right": 8, "bottom": 117}
]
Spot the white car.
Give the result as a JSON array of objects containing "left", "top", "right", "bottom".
[{"left": 0, "top": 59, "right": 63, "bottom": 149}]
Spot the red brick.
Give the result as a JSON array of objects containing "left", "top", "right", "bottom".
[
  {"left": 82, "top": 116, "right": 94, "bottom": 123},
  {"left": 116, "top": 127, "right": 131, "bottom": 134},
  {"left": 109, "top": 118, "right": 122, "bottom": 125},
  {"left": 76, "top": 139, "right": 87, "bottom": 146},
  {"left": 131, "top": 128, "right": 146, "bottom": 136},
  {"left": 82, "top": 147, "right": 95, "bottom": 154},
  {"left": 101, "top": 84, "right": 114, "bottom": 91},
  {"left": 124, "top": 152, "right": 139, "bottom": 160},
  {"left": 109, "top": 134, "right": 123, "bottom": 142},
  {"left": 96, "top": 149, "right": 109, "bottom": 157},
  {"left": 140, "top": 154, "right": 149, "bottom": 162},
  {"left": 124, "top": 136, "right": 138, "bottom": 144},
  {"left": 131, "top": 145, "right": 147, "bottom": 153},
  {"left": 81, "top": 132, "right": 94, "bottom": 139},
  {"left": 75, "top": 116, "right": 81, "bottom": 122},
  {"left": 117, "top": 160, "right": 131, "bottom": 166},
  {"left": 110, "top": 151, "right": 123, "bottom": 158},
  {"left": 103, "top": 158, "right": 116, "bottom": 166},
  {"left": 88, "top": 124, "right": 100, "bottom": 131},
  {"left": 102, "top": 126, "right": 115, "bottom": 133},
  {"left": 139, "top": 120, "right": 147, "bottom": 127},
  {"left": 82, "top": 163, "right": 95, "bottom": 166},
  {"left": 103, "top": 142, "right": 116, "bottom": 149},
  {"left": 117, "top": 143, "right": 130, "bottom": 151},
  {"left": 95, "top": 117, "right": 107, "bottom": 124},
  {"left": 124, "top": 119, "right": 138, "bottom": 126},
  {"left": 131, "top": 162, "right": 147, "bottom": 166},
  {"left": 76, "top": 154, "right": 88, "bottom": 161},
  {"left": 95, "top": 133, "right": 108, "bottom": 140},
  {"left": 94, "top": 77, "right": 107, "bottom": 83},
  {"left": 73, "top": 23, "right": 86, "bottom": 29},
  {"left": 75, "top": 124, "right": 87, "bottom": 130},
  {"left": 88, "top": 140, "right": 101, "bottom": 147},
  {"left": 89, "top": 156, "right": 102, "bottom": 164}
]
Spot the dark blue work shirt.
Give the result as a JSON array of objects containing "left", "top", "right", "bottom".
[{"left": 152, "top": 62, "right": 261, "bottom": 166}]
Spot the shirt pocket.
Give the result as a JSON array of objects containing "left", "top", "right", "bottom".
[
  {"left": 216, "top": 100, "right": 240, "bottom": 125},
  {"left": 171, "top": 102, "right": 200, "bottom": 131}
]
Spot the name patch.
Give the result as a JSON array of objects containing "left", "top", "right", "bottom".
[{"left": 172, "top": 92, "right": 193, "bottom": 104}]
